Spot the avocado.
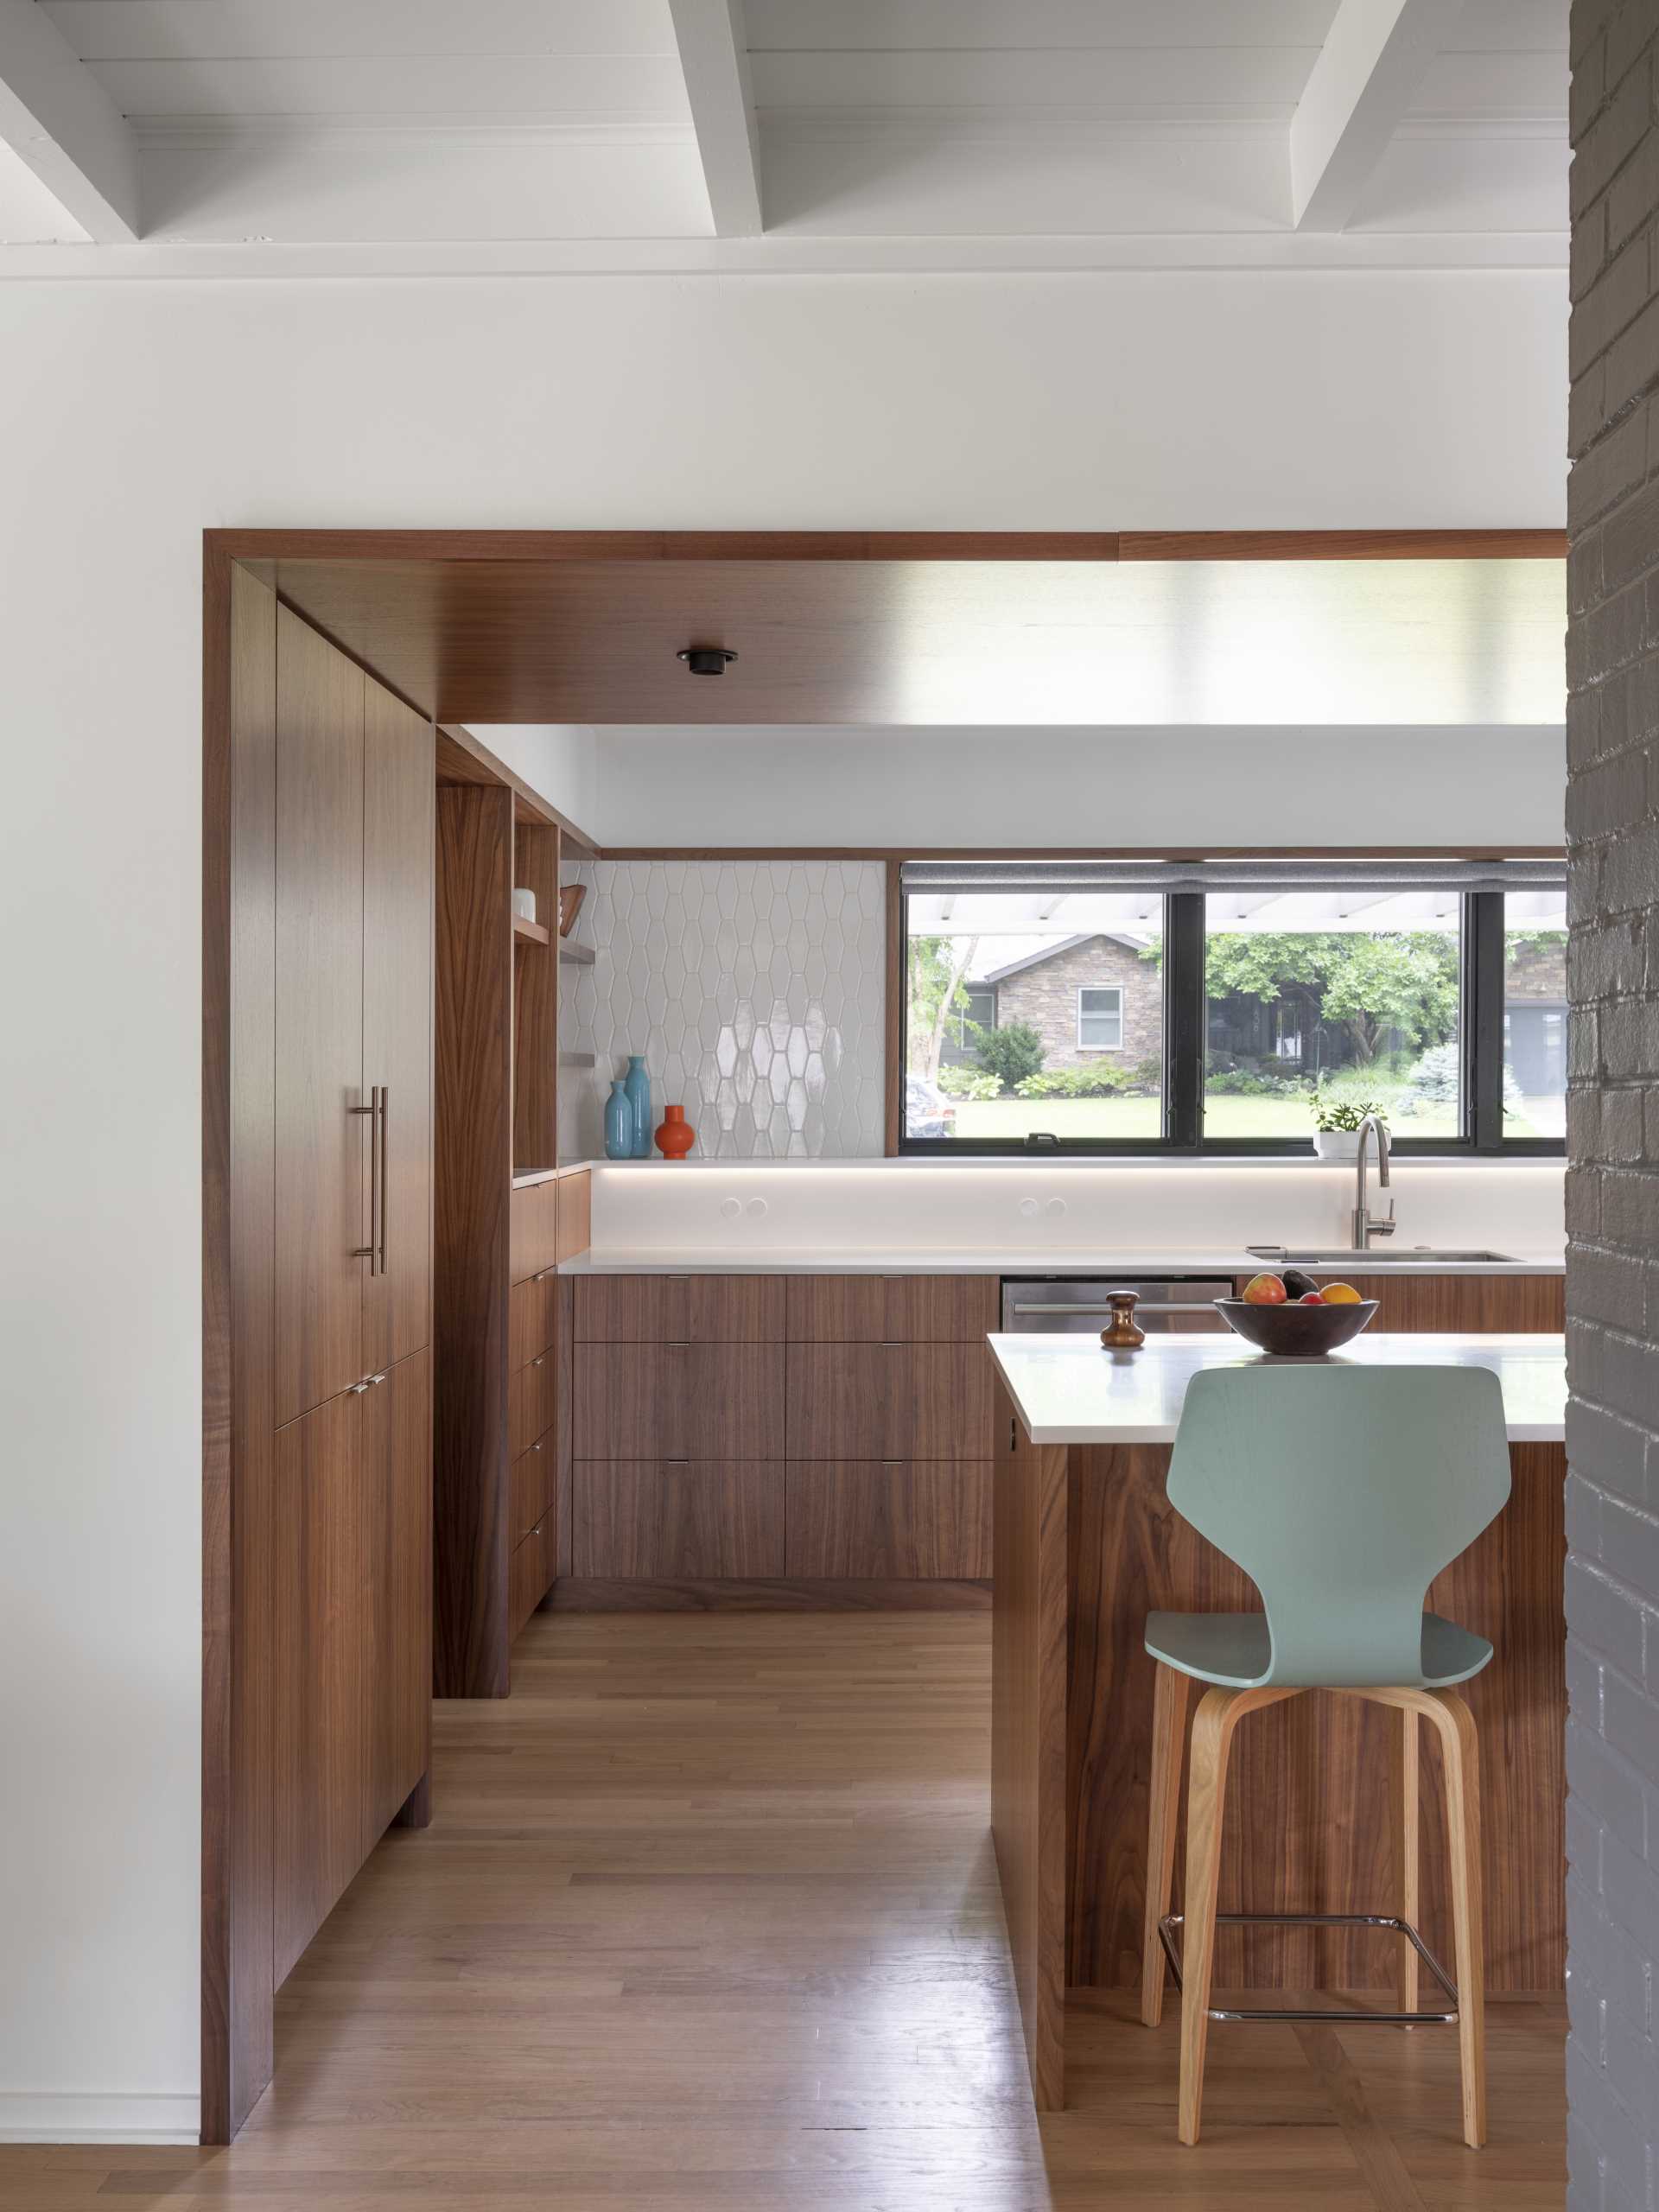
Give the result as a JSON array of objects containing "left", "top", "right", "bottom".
[{"left": 1282, "top": 1268, "right": 1319, "bottom": 1300}]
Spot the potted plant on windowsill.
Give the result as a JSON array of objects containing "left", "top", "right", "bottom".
[{"left": 1310, "top": 1086, "right": 1387, "bottom": 1161}]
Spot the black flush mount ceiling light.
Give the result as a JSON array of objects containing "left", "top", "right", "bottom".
[{"left": 677, "top": 645, "right": 739, "bottom": 676}]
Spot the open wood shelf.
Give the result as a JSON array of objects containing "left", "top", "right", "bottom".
[
  {"left": 558, "top": 940, "right": 595, "bottom": 966},
  {"left": 512, "top": 912, "right": 550, "bottom": 945}
]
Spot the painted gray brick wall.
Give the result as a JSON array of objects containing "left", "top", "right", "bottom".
[{"left": 1569, "top": 4, "right": 1659, "bottom": 2204}]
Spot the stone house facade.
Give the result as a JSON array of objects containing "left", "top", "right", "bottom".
[{"left": 987, "top": 933, "right": 1161, "bottom": 1072}]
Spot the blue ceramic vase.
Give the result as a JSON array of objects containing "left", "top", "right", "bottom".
[
  {"left": 624, "top": 1054, "right": 652, "bottom": 1160},
  {"left": 603, "top": 1078, "right": 634, "bottom": 1161}
]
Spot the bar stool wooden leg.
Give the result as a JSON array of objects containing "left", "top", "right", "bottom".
[
  {"left": 1361, "top": 1683, "right": 1485, "bottom": 2147},
  {"left": 1176, "top": 1685, "right": 1295, "bottom": 2145},
  {"left": 1141, "top": 1662, "right": 1192, "bottom": 2028},
  {"left": 1426, "top": 1689, "right": 1485, "bottom": 2149},
  {"left": 1178, "top": 1688, "right": 1236, "bottom": 2145},
  {"left": 1388, "top": 1705, "right": 1420, "bottom": 2017}
]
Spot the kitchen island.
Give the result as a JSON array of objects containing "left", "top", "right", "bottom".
[{"left": 987, "top": 1331, "right": 1567, "bottom": 2111}]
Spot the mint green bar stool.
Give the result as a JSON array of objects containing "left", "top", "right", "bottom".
[{"left": 1138, "top": 1364, "right": 1511, "bottom": 2151}]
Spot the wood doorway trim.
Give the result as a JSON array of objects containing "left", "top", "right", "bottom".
[{"left": 201, "top": 521, "right": 1563, "bottom": 2142}]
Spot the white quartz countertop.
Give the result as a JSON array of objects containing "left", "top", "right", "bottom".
[
  {"left": 988, "top": 1331, "right": 1567, "bottom": 1445},
  {"left": 557, "top": 1248, "right": 1565, "bottom": 1278}
]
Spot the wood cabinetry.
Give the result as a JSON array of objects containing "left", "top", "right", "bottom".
[
  {"left": 575, "top": 1462, "right": 787, "bottom": 1577},
  {"left": 1302, "top": 1270, "right": 1565, "bottom": 1333},
  {"left": 569, "top": 1272, "right": 996, "bottom": 1601},
  {"left": 272, "top": 610, "right": 367, "bottom": 1425},
  {"left": 785, "top": 1274, "right": 997, "bottom": 1344},
  {"left": 576, "top": 1273, "right": 785, "bottom": 1344},
  {"left": 269, "top": 610, "right": 435, "bottom": 1974},
  {"left": 510, "top": 1268, "right": 560, "bottom": 1371},
  {"left": 785, "top": 1461, "right": 992, "bottom": 1577},
  {"left": 362, "top": 683, "right": 436, "bottom": 1376},
  {"left": 430, "top": 702, "right": 594, "bottom": 1694},
  {"left": 273, "top": 1349, "right": 431, "bottom": 1984},
  {"left": 208, "top": 578, "right": 436, "bottom": 2139},
  {"left": 785, "top": 1342, "right": 993, "bottom": 1459},
  {"left": 566, "top": 1266, "right": 1561, "bottom": 1610},
  {"left": 576, "top": 1341, "right": 785, "bottom": 1459}
]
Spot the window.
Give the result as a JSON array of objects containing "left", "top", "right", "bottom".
[
  {"left": 1204, "top": 889, "right": 1463, "bottom": 1142},
  {"left": 897, "top": 861, "right": 1562, "bottom": 1155},
  {"left": 1502, "top": 887, "right": 1567, "bottom": 1139},
  {"left": 901, "top": 887, "right": 1164, "bottom": 1144},
  {"left": 1077, "top": 986, "right": 1124, "bottom": 1051},
  {"left": 942, "top": 982, "right": 996, "bottom": 1065}
]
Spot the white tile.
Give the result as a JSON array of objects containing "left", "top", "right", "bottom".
[{"left": 564, "top": 858, "right": 885, "bottom": 1161}]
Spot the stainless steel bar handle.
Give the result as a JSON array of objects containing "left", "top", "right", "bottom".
[
  {"left": 350, "top": 1097, "right": 375, "bottom": 1261},
  {"left": 1008, "top": 1300, "right": 1224, "bottom": 1316},
  {"left": 377, "top": 1084, "right": 390, "bottom": 1278}
]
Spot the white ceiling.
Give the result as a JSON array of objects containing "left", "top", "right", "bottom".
[{"left": 0, "top": 0, "right": 1566, "bottom": 271}]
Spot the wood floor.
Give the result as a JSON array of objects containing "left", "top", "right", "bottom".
[{"left": 3, "top": 1612, "right": 1563, "bottom": 2209}]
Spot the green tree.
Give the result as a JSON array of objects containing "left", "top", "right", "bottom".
[
  {"left": 906, "top": 933, "right": 978, "bottom": 1084},
  {"left": 975, "top": 1020, "right": 1046, "bottom": 1095},
  {"left": 1205, "top": 931, "right": 1459, "bottom": 1065}
]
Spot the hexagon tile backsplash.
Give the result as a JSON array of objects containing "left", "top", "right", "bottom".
[{"left": 557, "top": 860, "right": 887, "bottom": 1160}]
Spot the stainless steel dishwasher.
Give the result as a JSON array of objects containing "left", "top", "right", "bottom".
[{"left": 1001, "top": 1277, "right": 1235, "bottom": 1333}]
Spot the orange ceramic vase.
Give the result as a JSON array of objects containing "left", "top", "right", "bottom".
[{"left": 654, "top": 1103, "right": 695, "bottom": 1160}]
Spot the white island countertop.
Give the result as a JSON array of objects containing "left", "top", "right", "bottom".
[{"left": 988, "top": 1331, "right": 1567, "bottom": 1445}]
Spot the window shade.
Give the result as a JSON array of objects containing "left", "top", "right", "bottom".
[{"left": 899, "top": 859, "right": 1565, "bottom": 897}]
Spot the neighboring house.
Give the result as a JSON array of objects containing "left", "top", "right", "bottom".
[
  {"left": 1503, "top": 936, "right": 1568, "bottom": 1100},
  {"left": 967, "top": 933, "right": 1161, "bottom": 1072}
]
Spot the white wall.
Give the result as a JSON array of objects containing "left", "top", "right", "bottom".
[
  {"left": 585, "top": 1156, "right": 1567, "bottom": 1264},
  {"left": 478, "top": 722, "right": 598, "bottom": 833},
  {"left": 0, "top": 266, "right": 1565, "bottom": 2139},
  {"left": 567, "top": 723, "right": 1566, "bottom": 850}
]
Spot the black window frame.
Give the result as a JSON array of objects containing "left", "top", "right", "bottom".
[{"left": 898, "top": 885, "right": 1565, "bottom": 1159}]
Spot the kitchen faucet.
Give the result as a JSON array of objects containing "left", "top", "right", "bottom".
[{"left": 1351, "top": 1113, "right": 1396, "bottom": 1250}]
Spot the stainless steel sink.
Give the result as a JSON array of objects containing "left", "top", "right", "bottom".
[{"left": 1247, "top": 1246, "right": 1517, "bottom": 1266}]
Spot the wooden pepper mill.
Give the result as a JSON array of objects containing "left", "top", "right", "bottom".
[{"left": 1099, "top": 1288, "right": 1146, "bottom": 1350}]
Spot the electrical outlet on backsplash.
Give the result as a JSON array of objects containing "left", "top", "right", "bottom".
[{"left": 557, "top": 859, "right": 887, "bottom": 1160}]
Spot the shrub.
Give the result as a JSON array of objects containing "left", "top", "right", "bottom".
[
  {"left": 1405, "top": 1041, "right": 1459, "bottom": 1105},
  {"left": 975, "top": 1021, "right": 1046, "bottom": 1094},
  {"left": 1206, "top": 1069, "right": 1306, "bottom": 1098},
  {"left": 934, "top": 1064, "right": 1002, "bottom": 1102},
  {"left": 1014, "top": 1063, "right": 1159, "bottom": 1100},
  {"left": 1406, "top": 1041, "right": 1522, "bottom": 1119}
]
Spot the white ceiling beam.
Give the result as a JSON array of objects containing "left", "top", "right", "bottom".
[
  {"left": 1289, "top": 0, "right": 1463, "bottom": 232},
  {"left": 666, "top": 0, "right": 763, "bottom": 237},
  {"left": 0, "top": 0, "right": 138, "bottom": 241}
]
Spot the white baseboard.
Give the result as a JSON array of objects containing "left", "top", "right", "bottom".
[{"left": 0, "top": 2090, "right": 199, "bottom": 2144}]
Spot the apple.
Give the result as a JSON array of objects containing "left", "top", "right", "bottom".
[
  {"left": 1299, "top": 1290, "right": 1325, "bottom": 1305},
  {"left": 1241, "top": 1273, "right": 1287, "bottom": 1306}
]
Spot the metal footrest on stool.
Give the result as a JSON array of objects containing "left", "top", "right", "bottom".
[{"left": 1159, "top": 1911, "right": 1459, "bottom": 2025}]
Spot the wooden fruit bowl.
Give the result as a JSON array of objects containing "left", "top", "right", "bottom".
[{"left": 1215, "top": 1298, "right": 1378, "bottom": 1357}]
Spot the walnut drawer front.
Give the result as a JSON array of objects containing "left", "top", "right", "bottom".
[
  {"left": 575, "top": 1342, "right": 785, "bottom": 1459},
  {"left": 509, "top": 1268, "right": 560, "bottom": 1371},
  {"left": 510, "top": 1433, "right": 554, "bottom": 1547},
  {"left": 509, "top": 1181, "right": 560, "bottom": 1286},
  {"left": 785, "top": 1343, "right": 994, "bottom": 1459},
  {"left": 574, "top": 1274, "right": 785, "bottom": 1343},
  {"left": 785, "top": 1461, "right": 992, "bottom": 1579},
  {"left": 785, "top": 1274, "right": 997, "bottom": 1343},
  {"left": 509, "top": 1347, "right": 557, "bottom": 1460},
  {"left": 574, "top": 1462, "right": 785, "bottom": 1578},
  {"left": 509, "top": 1513, "right": 553, "bottom": 1640}
]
